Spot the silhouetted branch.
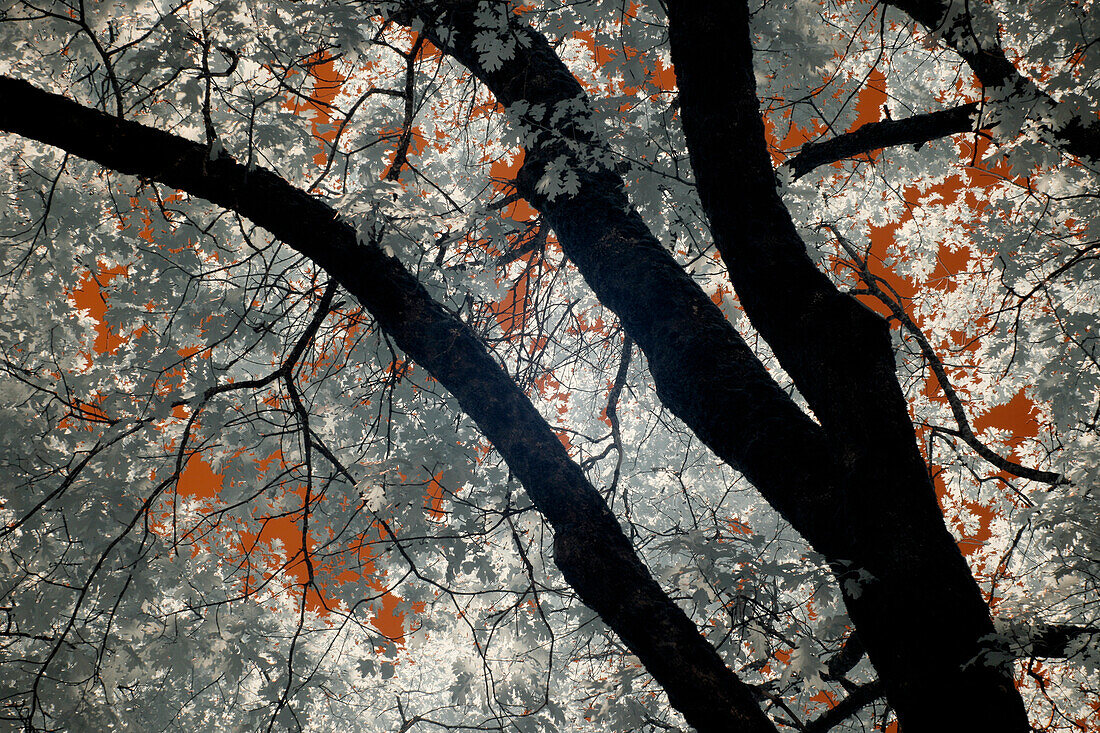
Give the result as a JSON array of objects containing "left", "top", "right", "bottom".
[
  {"left": 787, "top": 103, "right": 978, "bottom": 179},
  {"left": 820, "top": 224, "right": 1066, "bottom": 486},
  {"left": 1009, "top": 623, "right": 1100, "bottom": 658},
  {"left": 0, "top": 74, "right": 776, "bottom": 733},
  {"left": 824, "top": 631, "right": 865, "bottom": 680},
  {"left": 881, "top": 0, "right": 1100, "bottom": 166},
  {"left": 804, "top": 680, "right": 885, "bottom": 733}
]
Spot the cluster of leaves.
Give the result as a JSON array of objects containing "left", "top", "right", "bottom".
[{"left": 0, "top": 0, "right": 1097, "bottom": 731}]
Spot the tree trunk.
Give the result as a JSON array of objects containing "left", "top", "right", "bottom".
[
  {"left": 663, "top": 2, "right": 1029, "bottom": 728},
  {"left": 397, "top": 2, "right": 1030, "bottom": 728}
]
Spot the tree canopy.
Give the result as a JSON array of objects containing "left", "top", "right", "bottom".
[{"left": 0, "top": 0, "right": 1098, "bottom": 731}]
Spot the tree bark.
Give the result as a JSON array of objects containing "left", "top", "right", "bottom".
[
  {"left": 0, "top": 75, "right": 776, "bottom": 733},
  {"left": 663, "top": 1, "right": 1029, "bottom": 729},
  {"left": 391, "top": 2, "right": 1029, "bottom": 729}
]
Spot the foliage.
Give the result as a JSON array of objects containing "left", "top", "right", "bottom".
[{"left": 0, "top": 0, "right": 1098, "bottom": 730}]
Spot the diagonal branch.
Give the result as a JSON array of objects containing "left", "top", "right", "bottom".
[
  {"left": 1006, "top": 622, "right": 1100, "bottom": 659},
  {"left": 803, "top": 680, "right": 885, "bottom": 733},
  {"left": 0, "top": 74, "right": 776, "bottom": 733},
  {"left": 824, "top": 631, "right": 865, "bottom": 680},
  {"left": 662, "top": 1, "right": 1029, "bottom": 729},
  {"left": 786, "top": 103, "right": 978, "bottom": 179},
  {"left": 390, "top": 0, "right": 847, "bottom": 558},
  {"left": 881, "top": 0, "right": 1100, "bottom": 165},
  {"left": 821, "top": 224, "right": 1065, "bottom": 486},
  {"left": 383, "top": 1, "right": 1030, "bottom": 727}
]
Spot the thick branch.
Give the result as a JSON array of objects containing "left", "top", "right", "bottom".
[
  {"left": 824, "top": 632, "right": 865, "bottom": 680},
  {"left": 786, "top": 103, "right": 978, "bottom": 179},
  {"left": 804, "top": 680, "right": 885, "bottom": 733},
  {"left": 0, "top": 75, "right": 774, "bottom": 733},
  {"left": 1011, "top": 623, "right": 1100, "bottom": 659},
  {"left": 881, "top": 0, "right": 1100, "bottom": 165},
  {"left": 393, "top": 1, "right": 847, "bottom": 559},
  {"left": 663, "top": 1, "right": 1028, "bottom": 728}
]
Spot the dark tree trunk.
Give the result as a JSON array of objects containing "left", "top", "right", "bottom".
[
  {"left": 663, "top": 2, "right": 1029, "bottom": 729},
  {"left": 395, "top": 1, "right": 1030, "bottom": 729}
]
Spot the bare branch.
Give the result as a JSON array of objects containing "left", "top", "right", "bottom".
[
  {"left": 820, "top": 224, "right": 1066, "bottom": 486},
  {"left": 804, "top": 680, "right": 885, "bottom": 733},
  {"left": 786, "top": 103, "right": 978, "bottom": 179},
  {"left": 881, "top": 0, "right": 1100, "bottom": 166}
]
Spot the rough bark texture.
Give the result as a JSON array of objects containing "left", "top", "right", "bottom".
[
  {"left": 663, "top": 1, "right": 1029, "bottom": 729},
  {"left": 396, "top": 1, "right": 1029, "bottom": 729},
  {"left": 0, "top": 76, "right": 777, "bottom": 733}
]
